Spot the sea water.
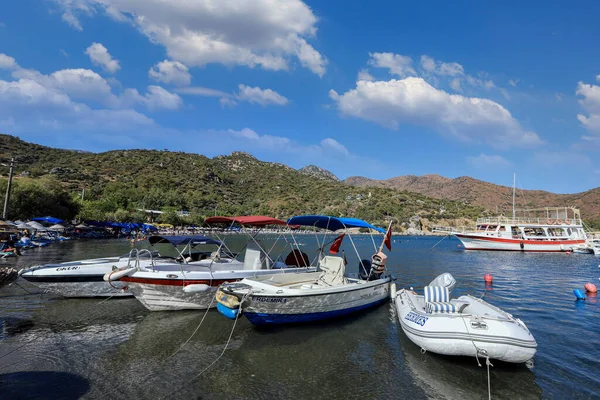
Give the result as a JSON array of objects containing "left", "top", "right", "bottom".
[{"left": 0, "top": 236, "right": 598, "bottom": 399}]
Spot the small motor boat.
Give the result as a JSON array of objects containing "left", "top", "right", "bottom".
[{"left": 394, "top": 273, "right": 537, "bottom": 365}]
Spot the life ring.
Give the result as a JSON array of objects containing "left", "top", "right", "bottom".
[
  {"left": 547, "top": 219, "right": 554, "bottom": 225},
  {"left": 565, "top": 219, "right": 571, "bottom": 225},
  {"left": 555, "top": 219, "right": 563, "bottom": 225}
]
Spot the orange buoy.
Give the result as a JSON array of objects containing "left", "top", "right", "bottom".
[
  {"left": 484, "top": 274, "right": 493, "bottom": 283},
  {"left": 584, "top": 283, "right": 597, "bottom": 293}
]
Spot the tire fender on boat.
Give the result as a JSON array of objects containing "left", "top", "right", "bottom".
[
  {"left": 520, "top": 241, "right": 524, "bottom": 250},
  {"left": 103, "top": 267, "right": 136, "bottom": 282}
]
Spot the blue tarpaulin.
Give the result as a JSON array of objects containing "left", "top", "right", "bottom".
[{"left": 31, "top": 216, "right": 64, "bottom": 224}]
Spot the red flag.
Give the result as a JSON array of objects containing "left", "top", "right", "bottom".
[
  {"left": 384, "top": 225, "right": 392, "bottom": 251},
  {"left": 329, "top": 233, "right": 345, "bottom": 254}
]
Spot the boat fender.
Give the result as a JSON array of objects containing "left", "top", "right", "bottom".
[
  {"left": 584, "top": 283, "right": 597, "bottom": 293},
  {"left": 103, "top": 267, "right": 136, "bottom": 282},
  {"left": 484, "top": 274, "right": 493, "bottom": 283},
  {"left": 390, "top": 282, "right": 397, "bottom": 301},
  {"left": 183, "top": 284, "right": 211, "bottom": 293},
  {"left": 216, "top": 289, "right": 240, "bottom": 308},
  {"left": 520, "top": 241, "right": 524, "bottom": 250},
  {"left": 573, "top": 289, "right": 586, "bottom": 300},
  {"left": 217, "top": 302, "right": 240, "bottom": 320},
  {"left": 371, "top": 252, "right": 387, "bottom": 273}
]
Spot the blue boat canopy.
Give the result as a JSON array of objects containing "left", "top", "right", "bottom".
[
  {"left": 287, "top": 215, "right": 385, "bottom": 233},
  {"left": 147, "top": 235, "right": 222, "bottom": 246}
]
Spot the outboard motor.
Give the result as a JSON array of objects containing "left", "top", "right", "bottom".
[{"left": 358, "top": 259, "right": 382, "bottom": 281}]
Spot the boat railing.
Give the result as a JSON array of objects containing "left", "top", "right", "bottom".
[
  {"left": 475, "top": 217, "right": 582, "bottom": 226},
  {"left": 127, "top": 248, "right": 155, "bottom": 271}
]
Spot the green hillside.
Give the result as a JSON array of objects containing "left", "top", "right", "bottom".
[{"left": 0, "top": 134, "right": 484, "bottom": 230}]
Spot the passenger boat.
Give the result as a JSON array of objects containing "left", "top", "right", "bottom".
[
  {"left": 215, "top": 215, "right": 393, "bottom": 325},
  {"left": 394, "top": 273, "right": 537, "bottom": 365},
  {"left": 110, "top": 216, "right": 316, "bottom": 311},
  {"left": 449, "top": 207, "right": 587, "bottom": 252}
]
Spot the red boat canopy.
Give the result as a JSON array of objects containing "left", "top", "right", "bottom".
[{"left": 205, "top": 216, "right": 288, "bottom": 226}]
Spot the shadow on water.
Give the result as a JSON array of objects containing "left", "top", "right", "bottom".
[
  {"left": 0, "top": 371, "right": 90, "bottom": 399},
  {"left": 0, "top": 318, "right": 35, "bottom": 339}
]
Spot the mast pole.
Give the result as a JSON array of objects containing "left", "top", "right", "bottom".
[{"left": 512, "top": 173, "right": 516, "bottom": 222}]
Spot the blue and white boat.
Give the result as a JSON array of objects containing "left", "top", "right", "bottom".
[{"left": 216, "top": 215, "right": 393, "bottom": 325}]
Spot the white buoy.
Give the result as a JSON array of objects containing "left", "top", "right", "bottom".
[
  {"left": 183, "top": 284, "right": 211, "bottom": 293},
  {"left": 390, "top": 282, "right": 397, "bottom": 302}
]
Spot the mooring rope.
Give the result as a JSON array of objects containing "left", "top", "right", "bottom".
[{"left": 167, "top": 295, "right": 215, "bottom": 360}]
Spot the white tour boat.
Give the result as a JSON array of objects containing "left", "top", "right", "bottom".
[
  {"left": 394, "top": 273, "right": 537, "bottom": 365},
  {"left": 450, "top": 207, "right": 587, "bottom": 252},
  {"left": 110, "top": 216, "right": 315, "bottom": 311},
  {"left": 215, "top": 215, "right": 393, "bottom": 325}
]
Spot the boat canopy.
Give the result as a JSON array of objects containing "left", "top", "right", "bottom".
[
  {"left": 148, "top": 235, "right": 222, "bottom": 246},
  {"left": 287, "top": 215, "right": 385, "bottom": 233},
  {"left": 205, "top": 216, "right": 288, "bottom": 226}
]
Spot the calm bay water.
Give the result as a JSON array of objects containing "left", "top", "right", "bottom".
[{"left": 0, "top": 236, "right": 599, "bottom": 399}]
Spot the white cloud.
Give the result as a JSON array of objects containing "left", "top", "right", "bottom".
[
  {"left": 85, "top": 42, "right": 120, "bottom": 73},
  {"left": 576, "top": 81, "right": 600, "bottom": 134},
  {"left": 449, "top": 78, "right": 462, "bottom": 92},
  {"left": 0, "top": 54, "right": 17, "bottom": 69},
  {"left": 597, "top": 75, "right": 600, "bottom": 83},
  {"left": 368, "top": 52, "right": 498, "bottom": 93},
  {"left": 52, "top": 0, "right": 327, "bottom": 76},
  {"left": 368, "top": 52, "right": 416, "bottom": 78},
  {"left": 329, "top": 77, "right": 541, "bottom": 148},
  {"left": 420, "top": 55, "right": 464, "bottom": 76},
  {"left": 149, "top": 60, "right": 191, "bottom": 87},
  {"left": 357, "top": 70, "right": 374, "bottom": 82},
  {"left": 177, "top": 84, "right": 288, "bottom": 107},
  {"left": 508, "top": 79, "right": 519, "bottom": 87},
  {"left": 0, "top": 52, "right": 184, "bottom": 140},
  {"left": 467, "top": 153, "right": 511, "bottom": 168},
  {"left": 320, "top": 138, "right": 349, "bottom": 155},
  {"left": 236, "top": 85, "right": 289, "bottom": 106}
]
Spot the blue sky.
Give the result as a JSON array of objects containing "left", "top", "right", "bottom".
[{"left": 0, "top": 1, "right": 599, "bottom": 194}]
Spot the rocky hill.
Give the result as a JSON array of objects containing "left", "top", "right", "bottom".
[
  {"left": 345, "top": 174, "right": 600, "bottom": 225},
  {"left": 0, "top": 134, "right": 484, "bottom": 230},
  {"left": 298, "top": 165, "right": 339, "bottom": 182}
]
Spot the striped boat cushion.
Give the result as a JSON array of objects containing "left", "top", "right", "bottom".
[
  {"left": 424, "top": 285, "right": 449, "bottom": 303},
  {"left": 426, "top": 301, "right": 458, "bottom": 314}
]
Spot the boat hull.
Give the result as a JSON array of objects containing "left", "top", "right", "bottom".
[
  {"left": 19, "top": 258, "right": 134, "bottom": 297},
  {"left": 455, "top": 234, "right": 584, "bottom": 252},
  {"left": 395, "top": 290, "right": 536, "bottom": 363},
  {"left": 225, "top": 278, "right": 391, "bottom": 325},
  {"left": 121, "top": 268, "right": 314, "bottom": 311}
]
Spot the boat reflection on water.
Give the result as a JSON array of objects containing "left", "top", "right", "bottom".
[{"left": 396, "top": 323, "right": 542, "bottom": 399}]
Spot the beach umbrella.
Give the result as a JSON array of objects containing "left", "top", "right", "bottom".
[
  {"left": 75, "top": 224, "right": 91, "bottom": 229},
  {"left": 16, "top": 223, "right": 30, "bottom": 230},
  {"left": 0, "top": 220, "right": 18, "bottom": 232},
  {"left": 49, "top": 224, "right": 66, "bottom": 230},
  {"left": 26, "top": 221, "right": 47, "bottom": 230}
]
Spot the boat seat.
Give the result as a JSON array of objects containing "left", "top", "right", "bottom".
[
  {"left": 426, "top": 301, "right": 459, "bottom": 314},
  {"left": 424, "top": 285, "right": 450, "bottom": 303}
]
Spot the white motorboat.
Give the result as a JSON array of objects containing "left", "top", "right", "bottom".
[
  {"left": 216, "top": 215, "right": 393, "bottom": 325},
  {"left": 18, "top": 234, "right": 231, "bottom": 297},
  {"left": 394, "top": 273, "right": 537, "bottom": 364},
  {"left": 111, "top": 216, "right": 316, "bottom": 311}
]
